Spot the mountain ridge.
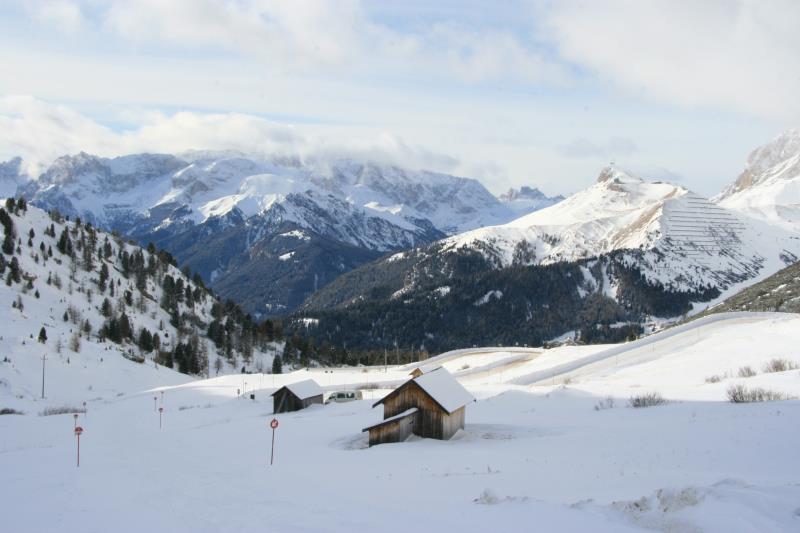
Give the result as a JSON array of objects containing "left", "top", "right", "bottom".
[{"left": 14, "top": 152, "right": 559, "bottom": 315}]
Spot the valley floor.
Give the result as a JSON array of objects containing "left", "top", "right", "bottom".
[{"left": 2, "top": 312, "right": 800, "bottom": 532}]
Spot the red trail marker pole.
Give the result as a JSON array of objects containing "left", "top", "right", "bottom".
[
  {"left": 73, "top": 413, "right": 78, "bottom": 429},
  {"left": 269, "top": 418, "right": 279, "bottom": 466},
  {"left": 159, "top": 407, "right": 163, "bottom": 430},
  {"left": 153, "top": 396, "right": 157, "bottom": 412},
  {"left": 74, "top": 426, "right": 83, "bottom": 467}
]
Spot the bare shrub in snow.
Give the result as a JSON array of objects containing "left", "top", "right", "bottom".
[
  {"left": 594, "top": 397, "right": 615, "bottom": 411},
  {"left": 40, "top": 406, "right": 86, "bottom": 416},
  {"left": 737, "top": 366, "right": 757, "bottom": 378},
  {"left": 0, "top": 407, "right": 24, "bottom": 415},
  {"left": 69, "top": 332, "right": 81, "bottom": 353},
  {"left": 629, "top": 392, "right": 667, "bottom": 408},
  {"left": 762, "top": 358, "right": 798, "bottom": 373},
  {"left": 727, "top": 384, "right": 794, "bottom": 403},
  {"left": 705, "top": 375, "right": 721, "bottom": 383}
]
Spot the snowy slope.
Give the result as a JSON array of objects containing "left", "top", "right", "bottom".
[
  {"left": 2, "top": 312, "right": 800, "bottom": 532},
  {"left": 715, "top": 129, "right": 800, "bottom": 233}
]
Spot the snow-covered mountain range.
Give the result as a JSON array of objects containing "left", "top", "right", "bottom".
[
  {"left": 18, "top": 151, "right": 543, "bottom": 242},
  {"left": 437, "top": 165, "right": 799, "bottom": 292},
  {"left": 12, "top": 152, "right": 560, "bottom": 315},
  {"left": 299, "top": 133, "right": 800, "bottom": 350}
]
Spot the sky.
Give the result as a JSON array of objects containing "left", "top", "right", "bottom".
[{"left": 0, "top": 0, "right": 799, "bottom": 197}]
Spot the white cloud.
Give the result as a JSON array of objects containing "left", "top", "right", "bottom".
[
  {"left": 24, "top": 0, "right": 83, "bottom": 32},
  {"left": 558, "top": 137, "right": 638, "bottom": 159},
  {"left": 0, "top": 96, "right": 460, "bottom": 177},
  {"left": 542, "top": 0, "right": 800, "bottom": 119},
  {"left": 21, "top": 0, "right": 565, "bottom": 85}
]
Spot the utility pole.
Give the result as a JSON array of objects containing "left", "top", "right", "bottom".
[
  {"left": 41, "top": 353, "right": 47, "bottom": 399},
  {"left": 394, "top": 339, "right": 399, "bottom": 366},
  {"left": 384, "top": 348, "right": 387, "bottom": 373}
]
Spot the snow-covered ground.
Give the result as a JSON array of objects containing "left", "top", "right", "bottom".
[{"left": 3, "top": 312, "right": 800, "bottom": 531}]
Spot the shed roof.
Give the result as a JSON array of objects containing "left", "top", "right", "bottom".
[
  {"left": 271, "top": 379, "right": 323, "bottom": 400},
  {"left": 362, "top": 407, "right": 418, "bottom": 432},
  {"left": 414, "top": 367, "right": 475, "bottom": 413},
  {"left": 374, "top": 367, "right": 474, "bottom": 414}
]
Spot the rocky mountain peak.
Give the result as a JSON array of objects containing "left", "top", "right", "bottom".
[{"left": 718, "top": 129, "right": 800, "bottom": 200}]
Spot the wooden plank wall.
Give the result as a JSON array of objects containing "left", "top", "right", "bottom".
[
  {"left": 368, "top": 413, "right": 416, "bottom": 446},
  {"left": 382, "top": 382, "right": 465, "bottom": 440},
  {"left": 301, "top": 394, "right": 324, "bottom": 409}
]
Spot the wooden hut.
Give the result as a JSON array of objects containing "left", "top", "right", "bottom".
[
  {"left": 271, "top": 379, "right": 324, "bottom": 414},
  {"left": 363, "top": 368, "right": 474, "bottom": 446}
]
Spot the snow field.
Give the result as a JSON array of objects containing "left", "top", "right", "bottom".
[{"left": 3, "top": 312, "right": 800, "bottom": 531}]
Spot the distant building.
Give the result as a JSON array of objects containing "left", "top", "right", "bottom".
[
  {"left": 271, "top": 379, "right": 324, "bottom": 414},
  {"left": 363, "top": 367, "right": 474, "bottom": 446}
]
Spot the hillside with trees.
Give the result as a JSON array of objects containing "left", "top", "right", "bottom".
[
  {"left": 0, "top": 198, "right": 284, "bottom": 380},
  {"left": 291, "top": 246, "right": 718, "bottom": 356},
  {"left": 700, "top": 260, "right": 800, "bottom": 315}
]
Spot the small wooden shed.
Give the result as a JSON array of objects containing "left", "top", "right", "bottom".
[
  {"left": 363, "top": 368, "right": 474, "bottom": 446},
  {"left": 271, "top": 379, "right": 324, "bottom": 414}
]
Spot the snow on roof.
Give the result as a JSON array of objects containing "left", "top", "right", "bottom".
[
  {"left": 362, "top": 408, "right": 419, "bottom": 432},
  {"left": 274, "top": 379, "right": 323, "bottom": 400},
  {"left": 413, "top": 368, "right": 474, "bottom": 414}
]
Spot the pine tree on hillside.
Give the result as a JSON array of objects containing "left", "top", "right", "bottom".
[
  {"left": 118, "top": 312, "right": 132, "bottom": 341},
  {"left": 272, "top": 354, "right": 283, "bottom": 374},
  {"left": 138, "top": 328, "right": 154, "bottom": 353},
  {"left": 38, "top": 327, "right": 47, "bottom": 343},
  {"left": 8, "top": 257, "right": 20, "bottom": 283},
  {"left": 2, "top": 232, "right": 14, "bottom": 256},
  {"left": 99, "top": 263, "right": 109, "bottom": 292},
  {"left": 100, "top": 298, "right": 112, "bottom": 318},
  {"left": 57, "top": 228, "right": 73, "bottom": 256}
]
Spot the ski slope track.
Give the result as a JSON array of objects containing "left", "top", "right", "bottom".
[{"left": 508, "top": 312, "right": 785, "bottom": 386}]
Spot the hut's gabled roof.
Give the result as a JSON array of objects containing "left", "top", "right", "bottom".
[
  {"left": 414, "top": 367, "right": 474, "bottom": 413},
  {"left": 271, "top": 379, "right": 323, "bottom": 400},
  {"left": 374, "top": 367, "right": 474, "bottom": 414}
]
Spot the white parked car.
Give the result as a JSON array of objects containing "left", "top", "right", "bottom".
[{"left": 325, "top": 390, "right": 363, "bottom": 404}]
